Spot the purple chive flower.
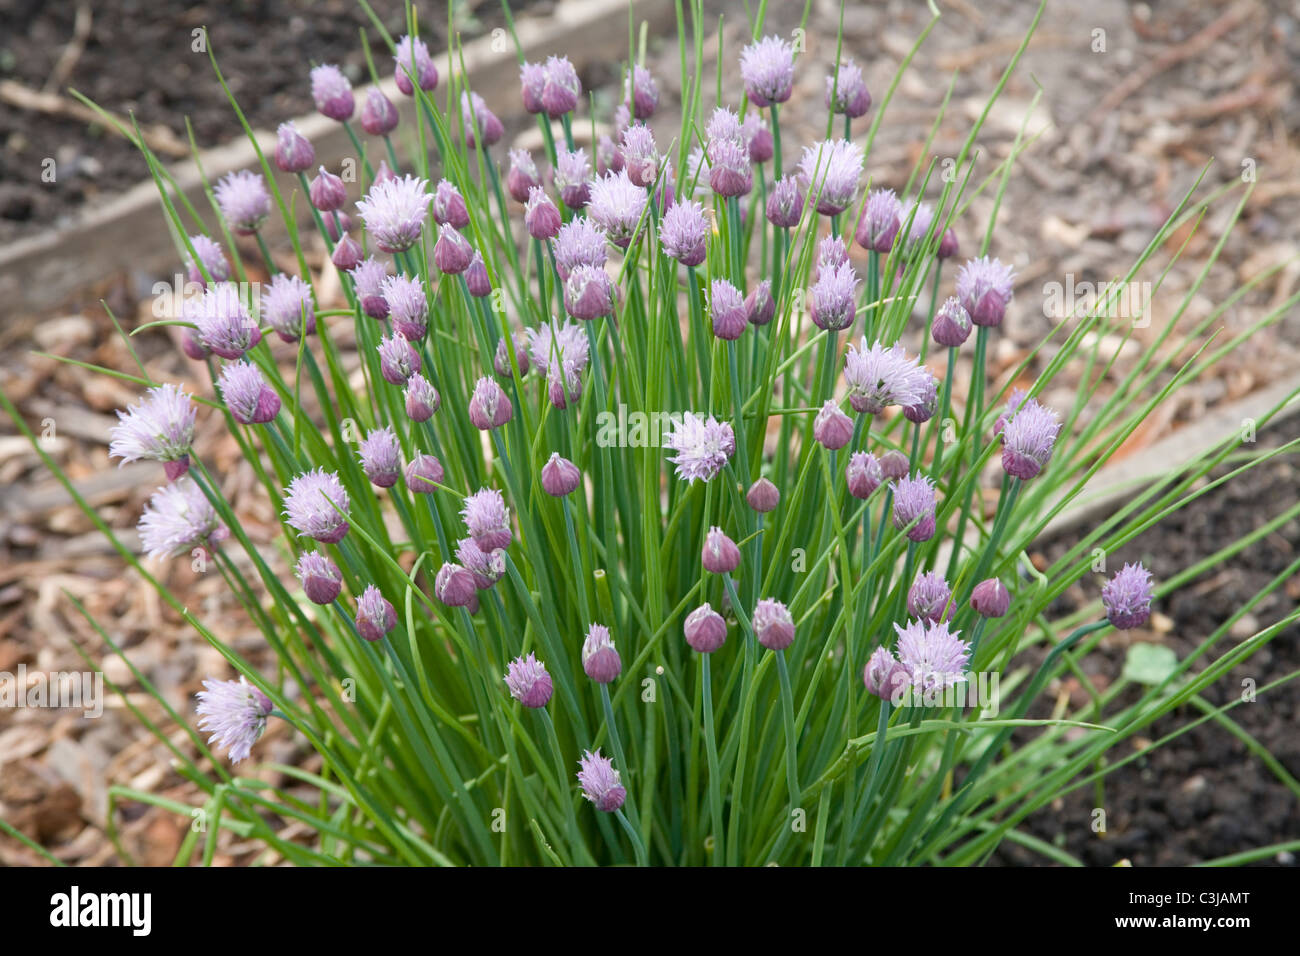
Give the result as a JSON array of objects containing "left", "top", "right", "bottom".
[
  {"left": 554, "top": 147, "right": 593, "bottom": 209},
  {"left": 466, "top": 252, "right": 493, "bottom": 298},
  {"left": 746, "top": 280, "right": 775, "bottom": 326},
  {"left": 597, "top": 133, "right": 625, "bottom": 177},
  {"left": 902, "top": 371, "right": 939, "bottom": 424},
  {"left": 431, "top": 179, "right": 470, "bottom": 229},
  {"left": 707, "top": 137, "right": 753, "bottom": 198},
  {"left": 467, "top": 376, "right": 513, "bottom": 430},
  {"left": 564, "top": 264, "right": 615, "bottom": 321},
  {"left": 184, "top": 235, "right": 229, "bottom": 286},
  {"left": 456, "top": 538, "right": 505, "bottom": 590},
  {"left": 196, "top": 677, "right": 272, "bottom": 764},
  {"left": 351, "top": 257, "right": 391, "bottom": 320},
  {"left": 381, "top": 274, "right": 428, "bottom": 340},
  {"left": 394, "top": 34, "right": 438, "bottom": 95},
  {"left": 552, "top": 217, "right": 607, "bottom": 280},
  {"left": 403, "top": 373, "right": 440, "bottom": 423},
  {"left": 372, "top": 160, "right": 398, "bottom": 186},
  {"left": 310, "top": 64, "right": 354, "bottom": 120},
  {"left": 710, "top": 279, "right": 747, "bottom": 340},
  {"left": 355, "top": 585, "right": 397, "bottom": 641},
  {"left": 525, "top": 186, "right": 562, "bottom": 240},
  {"left": 296, "top": 552, "right": 342, "bottom": 605},
  {"left": 799, "top": 139, "right": 863, "bottom": 216},
  {"left": 359, "top": 426, "right": 401, "bottom": 488},
  {"left": 753, "top": 598, "right": 796, "bottom": 651},
  {"left": 808, "top": 261, "right": 859, "bottom": 331},
  {"left": 405, "top": 453, "right": 444, "bottom": 495},
  {"left": 846, "top": 451, "right": 884, "bottom": 499},
  {"left": 505, "top": 652, "right": 552, "bottom": 708},
  {"left": 843, "top": 339, "right": 929, "bottom": 415},
  {"left": 461, "top": 90, "right": 503, "bottom": 148},
  {"left": 109, "top": 383, "right": 196, "bottom": 476},
  {"left": 218, "top": 360, "right": 280, "bottom": 426},
  {"left": 519, "top": 60, "right": 546, "bottom": 113},
  {"left": 971, "top": 578, "right": 1011, "bottom": 618},
  {"left": 740, "top": 35, "right": 795, "bottom": 107},
  {"left": 660, "top": 200, "right": 709, "bottom": 267},
  {"left": 706, "top": 106, "right": 745, "bottom": 147},
  {"left": 541, "top": 453, "right": 581, "bottom": 497},
  {"left": 893, "top": 473, "right": 937, "bottom": 542},
  {"left": 684, "top": 603, "right": 727, "bottom": 653},
  {"left": 547, "top": 360, "right": 584, "bottom": 410},
  {"left": 932, "top": 296, "right": 973, "bottom": 348},
  {"left": 908, "top": 571, "right": 953, "bottom": 623},
  {"left": 939, "top": 227, "right": 960, "bottom": 260},
  {"left": 588, "top": 169, "right": 648, "bottom": 248},
  {"left": 747, "top": 477, "right": 780, "bottom": 513},
  {"left": 817, "top": 235, "right": 850, "bottom": 273},
  {"left": 274, "top": 121, "right": 315, "bottom": 173},
  {"left": 1000, "top": 397, "right": 1061, "bottom": 480},
  {"left": 360, "top": 87, "right": 399, "bottom": 137},
  {"left": 582, "top": 624, "right": 622, "bottom": 683},
  {"left": 284, "top": 469, "right": 350, "bottom": 543},
  {"left": 526, "top": 321, "right": 590, "bottom": 378},
  {"left": 137, "top": 480, "right": 223, "bottom": 557},
  {"left": 702, "top": 526, "right": 741, "bottom": 574},
  {"left": 494, "top": 336, "right": 530, "bottom": 378},
  {"left": 620, "top": 124, "right": 661, "bottom": 188},
  {"left": 855, "top": 188, "right": 902, "bottom": 254},
  {"left": 261, "top": 273, "right": 316, "bottom": 342},
  {"left": 507, "top": 148, "right": 541, "bottom": 203},
  {"left": 956, "top": 256, "right": 1016, "bottom": 327},
  {"left": 624, "top": 65, "right": 659, "bottom": 119},
  {"left": 743, "top": 110, "right": 774, "bottom": 163},
  {"left": 433, "top": 225, "right": 473, "bottom": 274},
  {"left": 540, "top": 55, "right": 581, "bottom": 118},
  {"left": 435, "top": 562, "right": 477, "bottom": 608},
  {"left": 356, "top": 175, "right": 432, "bottom": 253},
  {"left": 766, "top": 175, "right": 805, "bottom": 228},
  {"left": 462, "top": 487, "right": 511, "bottom": 551},
  {"left": 214, "top": 170, "right": 271, "bottom": 235},
  {"left": 903, "top": 201, "right": 937, "bottom": 252},
  {"left": 331, "top": 235, "right": 364, "bottom": 272},
  {"left": 1102, "top": 563, "right": 1154, "bottom": 630},
  {"left": 577, "top": 749, "right": 626, "bottom": 812},
  {"left": 826, "top": 58, "right": 872, "bottom": 118},
  {"left": 664, "top": 412, "right": 735, "bottom": 483},
  {"left": 894, "top": 618, "right": 971, "bottom": 692},
  {"left": 880, "top": 449, "right": 910, "bottom": 482},
  {"left": 814, "top": 400, "right": 854, "bottom": 450},
  {"left": 863, "top": 647, "right": 909, "bottom": 701},
  {"left": 309, "top": 166, "right": 347, "bottom": 212}
]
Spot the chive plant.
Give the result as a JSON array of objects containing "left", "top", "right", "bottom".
[{"left": 6, "top": 0, "right": 1300, "bottom": 867}]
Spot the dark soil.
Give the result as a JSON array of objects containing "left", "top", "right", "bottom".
[
  {"left": 988, "top": 414, "right": 1300, "bottom": 866},
  {"left": 0, "top": 0, "right": 546, "bottom": 241}
]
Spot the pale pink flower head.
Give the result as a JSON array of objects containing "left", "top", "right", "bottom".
[
  {"left": 505, "top": 652, "right": 552, "bottom": 708},
  {"left": 554, "top": 147, "right": 593, "bottom": 209},
  {"left": 684, "top": 603, "right": 727, "bottom": 653},
  {"left": 813, "top": 400, "right": 854, "bottom": 450},
  {"left": 361, "top": 87, "right": 399, "bottom": 137},
  {"left": 623, "top": 65, "right": 659, "bottom": 119},
  {"left": 215, "top": 170, "right": 271, "bottom": 235},
  {"left": 468, "top": 376, "right": 513, "bottom": 430},
  {"left": 753, "top": 598, "right": 795, "bottom": 651},
  {"left": 218, "top": 361, "right": 280, "bottom": 426},
  {"left": 664, "top": 412, "right": 735, "bottom": 483},
  {"left": 843, "top": 339, "right": 928, "bottom": 415},
  {"left": 661, "top": 200, "right": 709, "bottom": 267},
  {"left": 196, "top": 676, "right": 273, "bottom": 764},
  {"left": 701, "top": 526, "right": 741, "bottom": 574},
  {"left": 799, "top": 139, "right": 863, "bottom": 216},
  {"left": 356, "top": 175, "right": 433, "bottom": 253},
  {"left": 461, "top": 90, "right": 502, "bottom": 148},
  {"left": 1000, "top": 397, "right": 1061, "bottom": 480},
  {"left": 283, "top": 469, "right": 350, "bottom": 543},
  {"left": 462, "top": 487, "right": 512, "bottom": 551},
  {"left": 956, "top": 256, "right": 1016, "bottom": 327},
  {"left": 311, "top": 64, "right": 354, "bottom": 120},
  {"left": 710, "top": 278, "right": 747, "bottom": 340},
  {"left": 588, "top": 169, "right": 647, "bottom": 248},
  {"left": 359, "top": 426, "right": 401, "bottom": 488},
  {"left": 892, "top": 473, "right": 937, "bottom": 542},
  {"left": 893, "top": 618, "right": 970, "bottom": 693},
  {"left": 826, "top": 58, "right": 871, "bottom": 118},
  {"left": 109, "top": 383, "right": 196, "bottom": 474},
  {"left": 908, "top": 571, "right": 953, "bottom": 623},
  {"left": 739, "top": 35, "right": 795, "bottom": 107},
  {"left": 274, "top": 121, "right": 315, "bottom": 173},
  {"left": 393, "top": 34, "right": 438, "bottom": 95},
  {"left": 540, "top": 55, "right": 581, "bottom": 118},
  {"left": 137, "top": 480, "right": 224, "bottom": 557},
  {"left": 296, "top": 552, "right": 342, "bottom": 606},
  {"left": 261, "top": 273, "right": 316, "bottom": 342},
  {"left": 355, "top": 585, "right": 397, "bottom": 642},
  {"left": 576, "top": 748, "right": 626, "bottom": 812}
]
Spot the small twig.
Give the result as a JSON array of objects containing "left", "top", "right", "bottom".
[
  {"left": 0, "top": 80, "right": 190, "bottom": 158},
  {"left": 44, "top": 3, "right": 94, "bottom": 95}
]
